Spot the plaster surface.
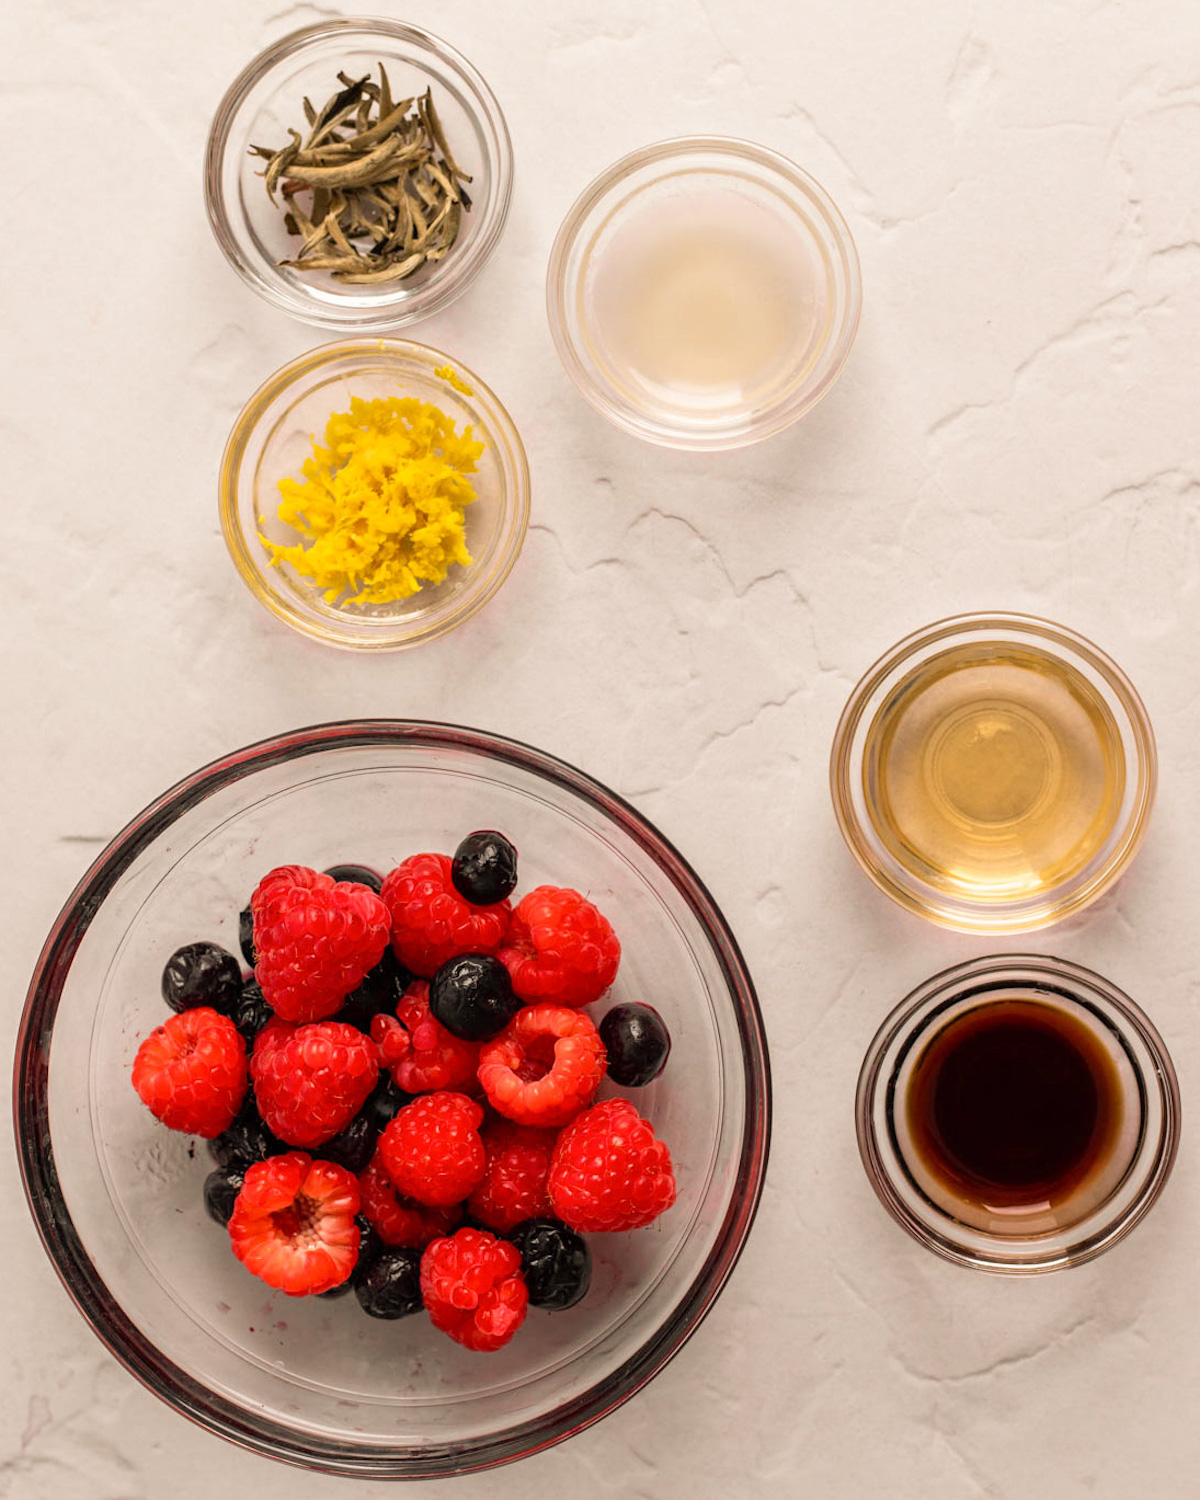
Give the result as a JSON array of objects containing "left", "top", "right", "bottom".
[{"left": 4, "top": 1, "right": 1200, "bottom": 1495}]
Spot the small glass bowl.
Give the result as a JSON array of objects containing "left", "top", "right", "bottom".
[
  {"left": 856, "top": 954, "right": 1180, "bottom": 1273},
  {"left": 14, "top": 722, "right": 771, "bottom": 1476},
  {"left": 546, "top": 137, "right": 861, "bottom": 450},
  {"left": 205, "top": 19, "right": 513, "bottom": 329},
  {"left": 219, "top": 339, "right": 529, "bottom": 650},
  {"left": 830, "top": 613, "right": 1157, "bottom": 932}
]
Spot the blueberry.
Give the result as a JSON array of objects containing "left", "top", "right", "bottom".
[
  {"left": 203, "top": 1166, "right": 244, "bottom": 1226},
  {"left": 599, "top": 1003, "right": 671, "bottom": 1087},
  {"left": 319, "top": 1111, "right": 379, "bottom": 1175},
  {"left": 208, "top": 1099, "right": 284, "bottom": 1169},
  {"left": 230, "top": 981, "right": 273, "bottom": 1043},
  {"left": 318, "top": 1278, "right": 355, "bottom": 1299},
  {"left": 364, "top": 1074, "right": 413, "bottom": 1133},
  {"left": 353, "top": 1245, "right": 424, "bottom": 1319},
  {"left": 509, "top": 1218, "right": 590, "bottom": 1310},
  {"left": 451, "top": 831, "right": 518, "bottom": 906},
  {"left": 355, "top": 1213, "right": 381, "bottom": 1270},
  {"left": 324, "top": 864, "right": 383, "bottom": 893},
  {"left": 335, "top": 948, "right": 411, "bottom": 1034},
  {"left": 429, "top": 954, "right": 520, "bottom": 1041},
  {"left": 238, "top": 904, "right": 256, "bottom": 968},
  {"left": 161, "top": 942, "right": 242, "bottom": 1016}
]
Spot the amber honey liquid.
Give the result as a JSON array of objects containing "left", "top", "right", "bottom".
[
  {"left": 863, "top": 643, "right": 1125, "bottom": 901},
  {"left": 904, "top": 999, "right": 1127, "bottom": 1228}
]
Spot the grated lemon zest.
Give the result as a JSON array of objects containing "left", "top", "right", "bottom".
[{"left": 260, "top": 394, "right": 483, "bottom": 606}]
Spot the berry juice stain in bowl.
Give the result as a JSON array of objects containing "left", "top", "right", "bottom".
[{"left": 547, "top": 136, "right": 861, "bottom": 450}]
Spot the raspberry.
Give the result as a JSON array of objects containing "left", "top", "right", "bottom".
[
  {"left": 420, "top": 1228, "right": 528, "bottom": 1352},
  {"left": 252, "top": 865, "right": 391, "bottom": 1023},
  {"left": 358, "top": 1152, "right": 462, "bottom": 1247},
  {"left": 228, "top": 1152, "right": 361, "bottom": 1295},
  {"left": 378, "top": 980, "right": 481, "bottom": 1094},
  {"left": 477, "top": 1004, "right": 606, "bottom": 1128},
  {"left": 378, "top": 1092, "right": 486, "bottom": 1207},
  {"left": 251, "top": 1019, "right": 379, "bottom": 1148},
  {"left": 380, "top": 854, "right": 511, "bottom": 978},
  {"left": 467, "top": 1121, "right": 557, "bottom": 1233},
  {"left": 131, "top": 1006, "right": 248, "bottom": 1138},
  {"left": 498, "top": 886, "right": 620, "bottom": 1008},
  {"left": 548, "top": 1099, "right": 676, "bottom": 1233}
]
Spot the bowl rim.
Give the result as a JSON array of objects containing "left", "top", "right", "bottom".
[
  {"left": 218, "top": 338, "right": 531, "bottom": 652},
  {"left": 854, "top": 952, "right": 1181, "bottom": 1273},
  {"left": 828, "top": 611, "right": 1158, "bottom": 933},
  {"left": 203, "top": 16, "right": 514, "bottom": 330},
  {"left": 13, "top": 720, "right": 772, "bottom": 1478},
  {"left": 545, "top": 133, "right": 862, "bottom": 451}
]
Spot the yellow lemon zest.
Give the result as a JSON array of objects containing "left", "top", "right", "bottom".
[
  {"left": 261, "top": 394, "right": 484, "bottom": 606},
  {"left": 434, "top": 363, "right": 474, "bottom": 397}
]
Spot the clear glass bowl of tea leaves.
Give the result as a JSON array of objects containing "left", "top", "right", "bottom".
[{"left": 205, "top": 19, "right": 513, "bottom": 329}]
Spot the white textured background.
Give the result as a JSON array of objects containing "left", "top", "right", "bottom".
[{"left": 6, "top": 0, "right": 1200, "bottom": 1495}]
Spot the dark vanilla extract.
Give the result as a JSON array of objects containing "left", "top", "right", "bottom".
[{"left": 906, "top": 1000, "right": 1123, "bottom": 1214}]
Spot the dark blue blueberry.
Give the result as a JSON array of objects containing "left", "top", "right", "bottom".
[
  {"left": 336, "top": 948, "right": 411, "bottom": 1034},
  {"left": 354, "top": 1213, "right": 381, "bottom": 1271},
  {"left": 364, "top": 1075, "right": 413, "bottom": 1133},
  {"left": 203, "top": 1166, "right": 245, "bottom": 1226},
  {"left": 353, "top": 1245, "right": 424, "bottom": 1319},
  {"left": 161, "top": 942, "right": 242, "bottom": 1016},
  {"left": 324, "top": 864, "right": 383, "bottom": 893},
  {"left": 451, "top": 831, "right": 518, "bottom": 905},
  {"left": 509, "top": 1218, "right": 590, "bottom": 1309},
  {"left": 208, "top": 1099, "right": 284, "bottom": 1169},
  {"left": 318, "top": 1278, "right": 355, "bottom": 1299},
  {"left": 599, "top": 1003, "right": 671, "bottom": 1087},
  {"left": 429, "top": 953, "right": 520, "bottom": 1041},
  {"left": 230, "top": 981, "right": 273, "bottom": 1043},
  {"left": 238, "top": 904, "right": 256, "bottom": 968},
  {"left": 318, "top": 1111, "right": 379, "bottom": 1175}
]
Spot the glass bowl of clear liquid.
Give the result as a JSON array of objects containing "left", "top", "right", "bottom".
[{"left": 546, "top": 137, "right": 861, "bottom": 450}]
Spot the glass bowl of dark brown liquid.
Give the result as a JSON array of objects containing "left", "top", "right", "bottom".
[{"left": 856, "top": 955, "right": 1180, "bottom": 1272}]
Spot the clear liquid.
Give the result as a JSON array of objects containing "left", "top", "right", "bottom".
[
  {"left": 590, "top": 189, "right": 821, "bottom": 408},
  {"left": 864, "top": 644, "right": 1125, "bottom": 901}
]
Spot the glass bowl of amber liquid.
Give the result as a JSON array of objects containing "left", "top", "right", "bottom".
[
  {"left": 830, "top": 613, "right": 1157, "bottom": 932},
  {"left": 219, "top": 339, "right": 529, "bottom": 650},
  {"left": 856, "top": 955, "right": 1180, "bottom": 1272}
]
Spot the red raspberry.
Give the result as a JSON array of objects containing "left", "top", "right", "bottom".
[
  {"left": 379, "top": 1091, "right": 486, "bottom": 1207},
  {"left": 548, "top": 1099, "right": 676, "bottom": 1232},
  {"left": 467, "top": 1121, "right": 557, "bottom": 1233},
  {"left": 358, "top": 1152, "right": 462, "bottom": 1248},
  {"left": 131, "top": 1006, "right": 247, "bottom": 1138},
  {"left": 228, "top": 1152, "right": 361, "bottom": 1295},
  {"left": 420, "top": 1228, "right": 528, "bottom": 1352},
  {"left": 251, "top": 1019, "right": 379, "bottom": 1148},
  {"left": 375, "top": 980, "right": 481, "bottom": 1094},
  {"left": 381, "top": 854, "right": 510, "bottom": 978},
  {"left": 477, "top": 1004, "right": 606, "bottom": 1128},
  {"left": 498, "top": 886, "right": 620, "bottom": 1008},
  {"left": 252, "top": 864, "right": 391, "bottom": 1023}
]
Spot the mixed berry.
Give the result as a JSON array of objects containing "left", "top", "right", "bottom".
[{"left": 129, "top": 832, "right": 676, "bottom": 1353}]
